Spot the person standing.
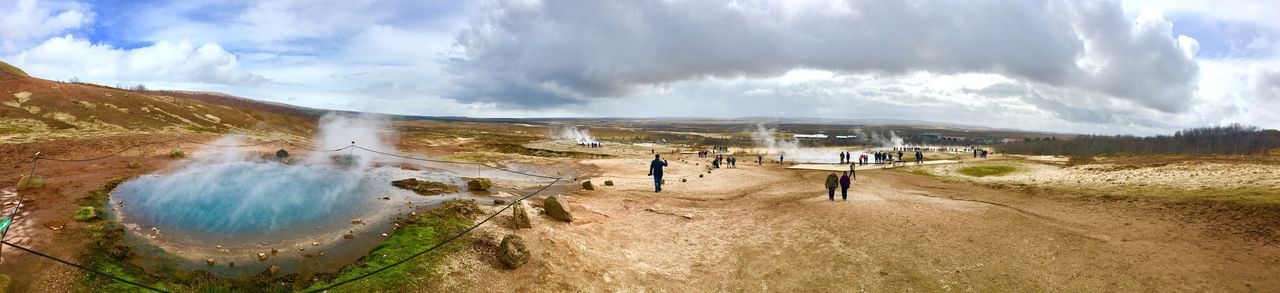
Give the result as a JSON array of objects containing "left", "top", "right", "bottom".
[
  {"left": 648, "top": 154, "right": 669, "bottom": 192},
  {"left": 915, "top": 150, "right": 924, "bottom": 164},
  {"left": 839, "top": 152, "right": 845, "bottom": 164},
  {"left": 839, "top": 171, "right": 852, "bottom": 201},
  {"left": 825, "top": 172, "right": 839, "bottom": 201},
  {"left": 757, "top": 154, "right": 763, "bottom": 165}
]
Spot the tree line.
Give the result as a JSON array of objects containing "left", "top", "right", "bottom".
[{"left": 995, "top": 124, "right": 1280, "bottom": 157}]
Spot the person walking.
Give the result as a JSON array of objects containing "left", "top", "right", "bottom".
[
  {"left": 839, "top": 152, "right": 846, "bottom": 164},
  {"left": 648, "top": 154, "right": 669, "bottom": 192},
  {"left": 915, "top": 150, "right": 924, "bottom": 164},
  {"left": 757, "top": 154, "right": 763, "bottom": 165},
  {"left": 825, "top": 172, "right": 839, "bottom": 201},
  {"left": 839, "top": 171, "right": 852, "bottom": 201}
]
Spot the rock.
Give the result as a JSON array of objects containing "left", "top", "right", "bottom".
[
  {"left": 498, "top": 234, "right": 530, "bottom": 269},
  {"left": 228, "top": 262, "right": 235, "bottom": 268},
  {"left": 127, "top": 159, "right": 141, "bottom": 169},
  {"left": 699, "top": 174, "right": 704, "bottom": 178},
  {"left": 511, "top": 201, "right": 532, "bottom": 229},
  {"left": 275, "top": 149, "right": 290, "bottom": 159},
  {"left": 682, "top": 214, "right": 694, "bottom": 219},
  {"left": 257, "top": 252, "right": 269, "bottom": 261},
  {"left": 681, "top": 178, "right": 687, "bottom": 182},
  {"left": 206, "top": 258, "right": 215, "bottom": 266},
  {"left": 343, "top": 233, "right": 354, "bottom": 240},
  {"left": 73, "top": 207, "right": 98, "bottom": 222},
  {"left": 169, "top": 147, "right": 185, "bottom": 158},
  {"left": 603, "top": 180, "right": 614, "bottom": 186},
  {"left": 271, "top": 248, "right": 279, "bottom": 255},
  {"left": 581, "top": 181, "right": 595, "bottom": 190},
  {"left": 543, "top": 195, "right": 573, "bottom": 222},
  {"left": 312, "top": 242, "right": 320, "bottom": 246},
  {"left": 351, "top": 219, "right": 363, "bottom": 225},
  {"left": 269, "top": 265, "right": 280, "bottom": 275},
  {"left": 16, "top": 175, "right": 43, "bottom": 190},
  {"left": 465, "top": 177, "right": 493, "bottom": 191},
  {"left": 494, "top": 199, "right": 507, "bottom": 205},
  {"left": 391, "top": 178, "right": 458, "bottom": 196}
]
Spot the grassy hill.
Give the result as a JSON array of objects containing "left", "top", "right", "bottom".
[{"left": 0, "top": 61, "right": 316, "bottom": 142}]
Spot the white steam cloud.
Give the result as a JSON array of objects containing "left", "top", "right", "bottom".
[{"left": 549, "top": 124, "right": 597, "bottom": 144}]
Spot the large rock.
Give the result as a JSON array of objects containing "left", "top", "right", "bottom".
[
  {"left": 16, "top": 175, "right": 42, "bottom": 190},
  {"left": 511, "top": 201, "right": 532, "bottom": 229},
  {"left": 543, "top": 195, "right": 573, "bottom": 222},
  {"left": 581, "top": 180, "right": 594, "bottom": 190},
  {"left": 465, "top": 177, "right": 493, "bottom": 191},
  {"left": 498, "top": 234, "right": 530, "bottom": 269},
  {"left": 0, "top": 274, "right": 11, "bottom": 293}
]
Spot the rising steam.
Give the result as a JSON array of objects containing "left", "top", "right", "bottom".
[{"left": 549, "top": 124, "right": 598, "bottom": 144}]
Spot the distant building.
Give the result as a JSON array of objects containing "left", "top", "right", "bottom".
[
  {"left": 941, "top": 135, "right": 967, "bottom": 141},
  {"left": 1002, "top": 138, "right": 1025, "bottom": 143},
  {"left": 793, "top": 134, "right": 829, "bottom": 139},
  {"left": 835, "top": 135, "right": 857, "bottom": 139}
]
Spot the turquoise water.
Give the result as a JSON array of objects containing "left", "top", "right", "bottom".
[{"left": 113, "top": 162, "right": 384, "bottom": 241}]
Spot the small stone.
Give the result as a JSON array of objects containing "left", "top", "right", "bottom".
[
  {"left": 699, "top": 174, "right": 704, "bottom": 178},
  {"left": 465, "top": 177, "right": 493, "bottom": 191},
  {"left": 682, "top": 214, "right": 694, "bottom": 219},
  {"left": 581, "top": 181, "right": 595, "bottom": 190},
  {"left": 228, "top": 262, "right": 235, "bottom": 268},
  {"left": 351, "top": 219, "right": 363, "bottom": 225},
  {"left": 312, "top": 242, "right": 320, "bottom": 246},
  {"left": 269, "top": 265, "right": 280, "bottom": 275},
  {"left": 257, "top": 252, "right": 269, "bottom": 261},
  {"left": 381, "top": 233, "right": 389, "bottom": 237},
  {"left": 343, "top": 234, "right": 354, "bottom": 240},
  {"left": 603, "top": 180, "right": 614, "bottom": 186},
  {"left": 681, "top": 178, "right": 687, "bottom": 182},
  {"left": 271, "top": 248, "right": 279, "bottom": 255},
  {"left": 206, "top": 258, "right": 215, "bottom": 266},
  {"left": 494, "top": 199, "right": 507, "bottom": 205},
  {"left": 319, "top": 252, "right": 325, "bottom": 257}
]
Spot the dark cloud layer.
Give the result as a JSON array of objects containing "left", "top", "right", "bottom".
[{"left": 449, "top": 0, "right": 1199, "bottom": 112}]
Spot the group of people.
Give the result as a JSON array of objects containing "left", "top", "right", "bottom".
[
  {"left": 711, "top": 154, "right": 736, "bottom": 169},
  {"left": 580, "top": 142, "right": 604, "bottom": 148},
  {"left": 824, "top": 170, "right": 856, "bottom": 201},
  {"left": 972, "top": 147, "right": 988, "bottom": 158}
]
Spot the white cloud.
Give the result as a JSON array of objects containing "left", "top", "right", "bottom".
[
  {"left": 0, "top": 0, "right": 92, "bottom": 52},
  {"left": 9, "top": 35, "right": 266, "bottom": 85}
]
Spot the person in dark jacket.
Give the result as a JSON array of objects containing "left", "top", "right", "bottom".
[
  {"left": 825, "top": 172, "right": 839, "bottom": 201},
  {"left": 915, "top": 151, "right": 924, "bottom": 164},
  {"left": 839, "top": 171, "right": 852, "bottom": 201},
  {"left": 648, "top": 154, "right": 669, "bottom": 192}
]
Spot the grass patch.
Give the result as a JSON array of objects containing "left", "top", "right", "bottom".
[
  {"left": 0, "top": 126, "right": 31, "bottom": 134},
  {"left": 305, "top": 199, "right": 482, "bottom": 291},
  {"left": 958, "top": 165, "right": 1018, "bottom": 177},
  {"left": 480, "top": 143, "right": 609, "bottom": 159}
]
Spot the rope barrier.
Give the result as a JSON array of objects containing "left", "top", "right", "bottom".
[
  {"left": 1, "top": 240, "right": 168, "bottom": 293},
  {"left": 9, "top": 136, "right": 568, "bottom": 292}
]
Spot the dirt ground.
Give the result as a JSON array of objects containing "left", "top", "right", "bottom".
[
  {"left": 435, "top": 156, "right": 1280, "bottom": 292},
  {"left": 3, "top": 137, "right": 1280, "bottom": 292}
]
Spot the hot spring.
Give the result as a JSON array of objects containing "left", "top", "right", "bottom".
[{"left": 108, "top": 160, "right": 471, "bottom": 276}]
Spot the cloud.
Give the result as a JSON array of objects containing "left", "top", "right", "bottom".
[
  {"left": 0, "top": 0, "right": 92, "bottom": 52},
  {"left": 10, "top": 35, "right": 267, "bottom": 85},
  {"left": 449, "top": 0, "right": 1201, "bottom": 112}
]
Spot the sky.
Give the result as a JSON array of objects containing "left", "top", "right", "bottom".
[{"left": 1, "top": 0, "right": 1278, "bottom": 135}]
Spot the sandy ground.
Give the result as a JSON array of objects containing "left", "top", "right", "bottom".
[{"left": 431, "top": 156, "right": 1280, "bottom": 292}]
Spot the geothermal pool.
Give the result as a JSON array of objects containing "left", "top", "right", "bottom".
[{"left": 109, "top": 160, "right": 471, "bottom": 276}]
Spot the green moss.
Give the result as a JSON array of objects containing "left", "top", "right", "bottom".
[
  {"left": 958, "top": 165, "right": 1018, "bottom": 177},
  {"left": 74, "top": 207, "right": 99, "bottom": 222},
  {"left": 305, "top": 199, "right": 482, "bottom": 291}
]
